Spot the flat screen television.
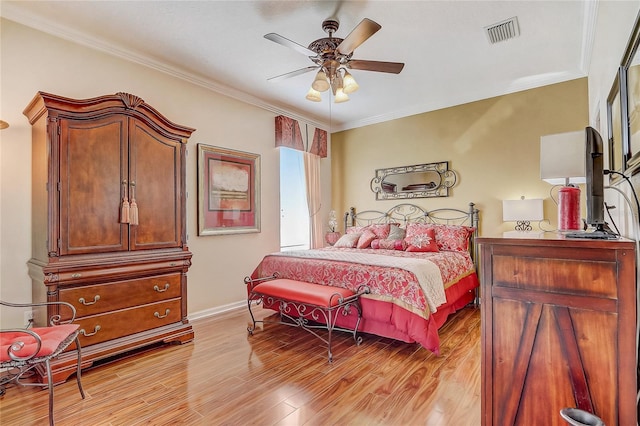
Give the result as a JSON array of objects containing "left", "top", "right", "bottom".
[{"left": 566, "top": 126, "right": 618, "bottom": 239}]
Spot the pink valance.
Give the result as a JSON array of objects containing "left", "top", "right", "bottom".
[{"left": 275, "top": 115, "right": 327, "bottom": 158}]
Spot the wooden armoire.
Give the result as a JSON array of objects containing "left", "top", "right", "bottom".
[{"left": 23, "top": 92, "right": 195, "bottom": 383}]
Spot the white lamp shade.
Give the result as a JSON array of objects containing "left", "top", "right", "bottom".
[
  {"left": 502, "top": 198, "right": 544, "bottom": 222},
  {"left": 312, "top": 70, "right": 330, "bottom": 92},
  {"left": 305, "top": 87, "right": 322, "bottom": 102},
  {"left": 334, "top": 88, "right": 349, "bottom": 103},
  {"left": 540, "top": 130, "right": 586, "bottom": 185},
  {"left": 342, "top": 70, "right": 359, "bottom": 94}
]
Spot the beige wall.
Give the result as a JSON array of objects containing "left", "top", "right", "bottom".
[
  {"left": 331, "top": 79, "right": 589, "bottom": 236},
  {"left": 0, "top": 19, "right": 332, "bottom": 327}
]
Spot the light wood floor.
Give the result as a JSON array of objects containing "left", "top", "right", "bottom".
[{"left": 0, "top": 306, "right": 481, "bottom": 425}]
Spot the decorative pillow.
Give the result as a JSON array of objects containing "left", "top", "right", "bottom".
[
  {"left": 388, "top": 224, "right": 406, "bottom": 240},
  {"left": 367, "top": 223, "right": 391, "bottom": 240},
  {"left": 405, "top": 227, "right": 439, "bottom": 252},
  {"left": 346, "top": 226, "right": 366, "bottom": 235},
  {"left": 405, "top": 223, "right": 435, "bottom": 239},
  {"left": 357, "top": 230, "right": 377, "bottom": 249},
  {"left": 333, "top": 233, "right": 361, "bottom": 248},
  {"left": 432, "top": 224, "right": 475, "bottom": 252},
  {"left": 371, "top": 238, "right": 407, "bottom": 251}
]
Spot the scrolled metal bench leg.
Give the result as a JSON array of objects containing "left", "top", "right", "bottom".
[
  {"left": 326, "top": 309, "right": 338, "bottom": 363},
  {"left": 351, "top": 301, "right": 364, "bottom": 346}
]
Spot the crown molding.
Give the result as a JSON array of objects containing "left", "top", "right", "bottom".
[{"left": 0, "top": 4, "right": 330, "bottom": 132}]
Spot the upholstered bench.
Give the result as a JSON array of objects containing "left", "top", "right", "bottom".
[{"left": 244, "top": 275, "right": 370, "bottom": 362}]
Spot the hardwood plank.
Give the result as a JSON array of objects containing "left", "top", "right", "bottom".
[{"left": 0, "top": 306, "right": 481, "bottom": 425}]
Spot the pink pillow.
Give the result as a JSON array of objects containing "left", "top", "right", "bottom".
[
  {"left": 405, "top": 223, "right": 475, "bottom": 252},
  {"left": 346, "top": 226, "right": 366, "bottom": 235},
  {"left": 405, "top": 227, "right": 439, "bottom": 252},
  {"left": 405, "top": 223, "right": 435, "bottom": 238},
  {"left": 357, "top": 230, "right": 377, "bottom": 249},
  {"left": 333, "top": 233, "right": 361, "bottom": 248},
  {"left": 433, "top": 224, "right": 475, "bottom": 252},
  {"left": 371, "top": 239, "right": 407, "bottom": 250},
  {"left": 367, "top": 224, "right": 391, "bottom": 239}
]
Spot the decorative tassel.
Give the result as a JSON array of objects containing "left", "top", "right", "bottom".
[
  {"left": 130, "top": 199, "right": 139, "bottom": 226},
  {"left": 120, "top": 181, "right": 130, "bottom": 224},
  {"left": 129, "top": 183, "right": 139, "bottom": 225}
]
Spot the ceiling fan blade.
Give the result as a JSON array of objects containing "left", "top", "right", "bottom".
[
  {"left": 267, "top": 66, "right": 318, "bottom": 82},
  {"left": 348, "top": 60, "right": 405, "bottom": 74},
  {"left": 264, "top": 33, "right": 317, "bottom": 57},
  {"left": 336, "top": 18, "right": 381, "bottom": 55}
]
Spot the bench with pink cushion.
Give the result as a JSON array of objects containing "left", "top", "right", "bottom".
[{"left": 244, "top": 275, "right": 369, "bottom": 362}]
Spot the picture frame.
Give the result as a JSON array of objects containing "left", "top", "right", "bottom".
[
  {"left": 197, "top": 144, "right": 260, "bottom": 236},
  {"left": 606, "top": 69, "right": 625, "bottom": 177},
  {"left": 622, "top": 12, "right": 640, "bottom": 171}
]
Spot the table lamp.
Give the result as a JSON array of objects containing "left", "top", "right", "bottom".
[
  {"left": 502, "top": 197, "right": 544, "bottom": 237},
  {"left": 540, "top": 130, "right": 585, "bottom": 231}
]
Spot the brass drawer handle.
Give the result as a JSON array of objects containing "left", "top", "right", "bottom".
[
  {"left": 80, "top": 325, "right": 101, "bottom": 337},
  {"left": 78, "top": 295, "right": 100, "bottom": 306},
  {"left": 71, "top": 273, "right": 82, "bottom": 278},
  {"left": 153, "top": 283, "right": 170, "bottom": 293},
  {"left": 154, "top": 309, "right": 170, "bottom": 319}
]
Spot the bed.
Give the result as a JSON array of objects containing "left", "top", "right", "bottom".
[{"left": 248, "top": 202, "right": 480, "bottom": 355}]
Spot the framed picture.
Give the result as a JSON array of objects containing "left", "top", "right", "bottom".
[
  {"left": 197, "top": 144, "right": 260, "bottom": 236},
  {"left": 607, "top": 69, "right": 625, "bottom": 177},
  {"left": 623, "top": 12, "right": 640, "bottom": 171}
]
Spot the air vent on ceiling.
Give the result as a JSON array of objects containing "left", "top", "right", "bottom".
[{"left": 485, "top": 17, "right": 520, "bottom": 44}]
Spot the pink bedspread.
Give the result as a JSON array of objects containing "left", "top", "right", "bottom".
[{"left": 250, "top": 247, "right": 479, "bottom": 354}]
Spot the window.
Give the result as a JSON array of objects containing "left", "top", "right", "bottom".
[{"left": 280, "top": 147, "right": 309, "bottom": 251}]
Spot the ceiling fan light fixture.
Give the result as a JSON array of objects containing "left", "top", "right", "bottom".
[
  {"left": 334, "top": 88, "right": 349, "bottom": 103},
  {"left": 305, "top": 87, "right": 322, "bottom": 102},
  {"left": 311, "top": 69, "right": 330, "bottom": 92},
  {"left": 342, "top": 70, "right": 359, "bottom": 94}
]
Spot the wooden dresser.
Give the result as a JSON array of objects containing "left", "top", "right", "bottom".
[
  {"left": 478, "top": 235, "right": 636, "bottom": 426},
  {"left": 23, "top": 92, "right": 195, "bottom": 383}
]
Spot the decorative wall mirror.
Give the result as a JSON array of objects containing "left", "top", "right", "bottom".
[
  {"left": 370, "top": 161, "right": 457, "bottom": 200},
  {"left": 623, "top": 12, "right": 640, "bottom": 171}
]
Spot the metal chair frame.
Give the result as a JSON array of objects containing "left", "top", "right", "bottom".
[{"left": 0, "top": 300, "right": 85, "bottom": 425}]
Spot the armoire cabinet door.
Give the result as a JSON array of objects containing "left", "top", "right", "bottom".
[
  {"left": 58, "top": 115, "right": 129, "bottom": 255},
  {"left": 128, "top": 118, "right": 183, "bottom": 250}
]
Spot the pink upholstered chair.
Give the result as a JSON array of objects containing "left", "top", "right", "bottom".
[{"left": 0, "top": 300, "right": 85, "bottom": 425}]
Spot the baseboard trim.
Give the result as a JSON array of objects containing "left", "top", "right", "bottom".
[{"left": 188, "top": 300, "right": 245, "bottom": 321}]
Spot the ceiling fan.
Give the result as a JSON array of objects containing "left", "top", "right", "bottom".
[{"left": 265, "top": 17, "right": 405, "bottom": 103}]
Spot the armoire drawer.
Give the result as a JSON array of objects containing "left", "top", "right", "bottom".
[
  {"left": 75, "top": 299, "right": 182, "bottom": 347},
  {"left": 59, "top": 273, "right": 181, "bottom": 319}
]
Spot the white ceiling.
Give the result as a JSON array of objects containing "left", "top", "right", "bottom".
[{"left": 1, "top": 1, "right": 596, "bottom": 131}]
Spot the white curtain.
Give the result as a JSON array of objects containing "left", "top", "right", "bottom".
[{"left": 303, "top": 151, "right": 323, "bottom": 249}]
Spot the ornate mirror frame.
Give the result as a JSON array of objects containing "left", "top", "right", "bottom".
[{"left": 370, "top": 161, "right": 457, "bottom": 200}]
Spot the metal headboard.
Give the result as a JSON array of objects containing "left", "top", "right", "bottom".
[{"left": 344, "top": 202, "right": 480, "bottom": 268}]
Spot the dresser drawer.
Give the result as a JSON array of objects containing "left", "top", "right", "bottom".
[
  {"left": 75, "top": 299, "right": 181, "bottom": 347},
  {"left": 59, "top": 273, "right": 181, "bottom": 319},
  {"left": 491, "top": 251, "right": 618, "bottom": 299}
]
